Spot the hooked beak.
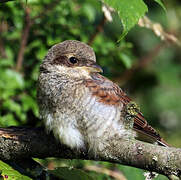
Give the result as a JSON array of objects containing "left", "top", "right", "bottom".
[{"left": 83, "top": 62, "right": 103, "bottom": 73}]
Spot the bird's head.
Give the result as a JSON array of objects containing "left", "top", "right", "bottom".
[{"left": 40, "top": 40, "right": 103, "bottom": 78}]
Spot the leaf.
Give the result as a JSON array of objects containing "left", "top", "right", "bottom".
[
  {"left": 21, "top": 94, "right": 39, "bottom": 117},
  {"left": 0, "top": 59, "right": 14, "bottom": 67},
  {"left": 0, "top": 69, "right": 24, "bottom": 100},
  {"left": 0, "top": 160, "right": 32, "bottom": 180},
  {"left": 153, "top": 0, "right": 166, "bottom": 11},
  {"left": 103, "top": 0, "right": 148, "bottom": 40},
  {"left": 48, "top": 167, "right": 94, "bottom": 180},
  {"left": 4, "top": 69, "right": 24, "bottom": 89},
  {"left": 119, "top": 53, "right": 132, "bottom": 69},
  {"left": 82, "top": 4, "right": 96, "bottom": 22},
  {"left": 0, "top": 114, "right": 19, "bottom": 127},
  {"left": 2, "top": 99, "right": 26, "bottom": 122},
  {"left": 36, "top": 46, "right": 47, "bottom": 60}
]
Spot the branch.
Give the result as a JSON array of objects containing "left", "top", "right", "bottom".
[
  {"left": 0, "top": 127, "right": 180, "bottom": 179},
  {"left": 0, "top": 21, "right": 8, "bottom": 59},
  {"left": 138, "top": 16, "right": 181, "bottom": 46},
  {"left": 15, "top": 0, "right": 61, "bottom": 72},
  {"left": 0, "top": 37, "right": 7, "bottom": 59},
  {"left": 15, "top": 7, "right": 31, "bottom": 72}
]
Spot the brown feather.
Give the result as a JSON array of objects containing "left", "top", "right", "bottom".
[{"left": 85, "top": 73, "right": 170, "bottom": 147}]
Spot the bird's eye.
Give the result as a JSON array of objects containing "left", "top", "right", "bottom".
[{"left": 69, "top": 57, "right": 78, "bottom": 64}]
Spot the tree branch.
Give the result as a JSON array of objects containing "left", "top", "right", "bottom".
[
  {"left": 15, "top": 0, "right": 61, "bottom": 72},
  {"left": 138, "top": 16, "right": 181, "bottom": 47},
  {"left": 0, "top": 21, "right": 8, "bottom": 59},
  {"left": 15, "top": 7, "right": 31, "bottom": 72},
  {"left": 0, "top": 127, "right": 180, "bottom": 179},
  {"left": 0, "top": 37, "right": 7, "bottom": 59}
]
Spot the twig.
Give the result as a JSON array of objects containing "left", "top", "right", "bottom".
[
  {"left": 0, "top": 21, "right": 8, "bottom": 58},
  {"left": 15, "top": 7, "right": 31, "bottom": 72},
  {"left": 138, "top": 16, "right": 181, "bottom": 46},
  {"left": 0, "top": 126, "right": 180, "bottom": 179},
  {"left": 0, "top": 38, "right": 7, "bottom": 59},
  {"left": 15, "top": 0, "right": 60, "bottom": 72}
]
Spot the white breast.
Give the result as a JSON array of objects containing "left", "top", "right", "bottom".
[
  {"left": 42, "top": 85, "right": 132, "bottom": 151},
  {"left": 43, "top": 108, "right": 86, "bottom": 149}
]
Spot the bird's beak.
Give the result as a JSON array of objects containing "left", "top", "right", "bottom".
[{"left": 83, "top": 62, "right": 103, "bottom": 73}]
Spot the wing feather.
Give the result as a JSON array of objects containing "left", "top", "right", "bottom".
[{"left": 85, "top": 74, "right": 169, "bottom": 147}]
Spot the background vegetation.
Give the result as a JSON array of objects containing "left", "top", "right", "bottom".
[{"left": 0, "top": 0, "right": 181, "bottom": 179}]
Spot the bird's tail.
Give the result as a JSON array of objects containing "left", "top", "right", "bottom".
[{"left": 157, "top": 138, "right": 171, "bottom": 147}]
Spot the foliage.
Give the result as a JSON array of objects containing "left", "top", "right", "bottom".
[
  {"left": 48, "top": 167, "right": 94, "bottom": 180},
  {"left": 0, "top": 160, "right": 31, "bottom": 180},
  {"left": 103, "top": 0, "right": 148, "bottom": 39},
  {"left": 0, "top": 0, "right": 181, "bottom": 179}
]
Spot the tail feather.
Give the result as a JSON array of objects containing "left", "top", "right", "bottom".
[{"left": 157, "top": 138, "right": 170, "bottom": 147}]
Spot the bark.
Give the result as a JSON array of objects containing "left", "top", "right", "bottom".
[{"left": 0, "top": 127, "right": 180, "bottom": 179}]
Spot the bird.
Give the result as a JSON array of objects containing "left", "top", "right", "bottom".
[{"left": 37, "top": 40, "right": 169, "bottom": 153}]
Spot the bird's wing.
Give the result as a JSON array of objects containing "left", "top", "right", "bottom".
[{"left": 85, "top": 74, "right": 169, "bottom": 147}]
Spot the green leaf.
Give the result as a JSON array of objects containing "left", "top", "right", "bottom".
[
  {"left": 36, "top": 46, "right": 47, "bottom": 60},
  {"left": 153, "top": 0, "right": 166, "bottom": 11},
  {"left": 21, "top": 94, "right": 39, "bottom": 117},
  {"left": 119, "top": 53, "right": 132, "bottom": 69},
  {"left": 0, "top": 59, "right": 14, "bottom": 68},
  {"left": 82, "top": 4, "right": 96, "bottom": 22},
  {"left": 103, "top": 0, "right": 148, "bottom": 40},
  {"left": 2, "top": 99, "right": 26, "bottom": 122},
  {"left": 0, "top": 69, "right": 24, "bottom": 100},
  {"left": 0, "top": 160, "right": 32, "bottom": 180},
  {"left": 48, "top": 167, "right": 94, "bottom": 180},
  {"left": 0, "top": 114, "right": 19, "bottom": 127},
  {"left": 4, "top": 69, "right": 24, "bottom": 89}
]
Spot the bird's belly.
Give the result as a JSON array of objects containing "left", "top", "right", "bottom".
[
  {"left": 80, "top": 94, "right": 124, "bottom": 137},
  {"left": 77, "top": 94, "right": 134, "bottom": 152},
  {"left": 43, "top": 110, "right": 85, "bottom": 149},
  {"left": 42, "top": 88, "right": 131, "bottom": 151}
]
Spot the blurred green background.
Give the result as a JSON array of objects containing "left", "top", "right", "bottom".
[{"left": 0, "top": 0, "right": 181, "bottom": 179}]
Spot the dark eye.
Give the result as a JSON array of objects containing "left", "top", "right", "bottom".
[{"left": 69, "top": 57, "right": 78, "bottom": 64}]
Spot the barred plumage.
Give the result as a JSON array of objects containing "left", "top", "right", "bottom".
[{"left": 37, "top": 40, "right": 169, "bottom": 153}]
